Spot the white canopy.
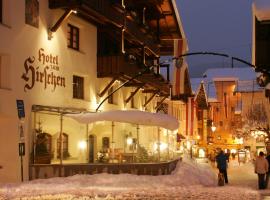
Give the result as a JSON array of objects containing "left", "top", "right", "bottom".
[
  {"left": 66, "top": 110, "right": 179, "bottom": 131},
  {"left": 253, "top": 0, "right": 270, "bottom": 21}
]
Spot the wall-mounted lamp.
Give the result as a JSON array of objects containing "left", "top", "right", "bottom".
[
  {"left": 126, "top": 132, "right": 133, "bottom": 145},
  {"left": 48, "top": 9, "right": 77, "bottom": 40},
  {"left": 78, "top": 140, "right": 87, "bottom": 150}
]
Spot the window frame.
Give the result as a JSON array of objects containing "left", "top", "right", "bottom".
[
  {"left": 67, "top": 23, "right": 80, "bottom": 51},
  {"left": 73, "top": 75, "right": 84, "bottom": 99},
  {"left": 57, "top": 133, "right": 69, "bottom": 159}
]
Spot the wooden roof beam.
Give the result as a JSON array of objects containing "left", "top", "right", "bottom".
[
  {"left": 155, "top": 96, "right": 168, "bottom": 110},
  {"left": 143, "top": 91, "right": 159, "bottom": 107},
  {"left": 98, "top": 77, "right": 118, "bottom": 97},
  {"left": 125, "top": 86, "right": 142, "bottom": 104},
  {"left": 124, "top": 82, "right": 145, "bottom": 87}
]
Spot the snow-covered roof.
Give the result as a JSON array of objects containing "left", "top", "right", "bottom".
[
  {"left": 66, "top": 110, "right": 179, "bottom": 131},
  {"left": 202, "top": 67, "right": 259, "bottom": 100},
  {"left": 203, "top": 68, "right": 257, "bottom": 81},
  {"left": 253, "top": 0, "right": 270, "bottom": 21}
]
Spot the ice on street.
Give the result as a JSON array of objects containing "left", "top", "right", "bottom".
[{"left": 0, "top": 158, "right": 263, "bottom": 200}]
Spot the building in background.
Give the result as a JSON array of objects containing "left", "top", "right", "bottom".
[
  {"left": 201, "top": 68, "right": 264, "bottom": 158},
  {"left": 190, "top": 78, "right": 208, "bottom": 158}
]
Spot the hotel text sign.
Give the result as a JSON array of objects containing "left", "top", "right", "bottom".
[{"left": 21, "top": 48, "right": 66, "bottom": 92}]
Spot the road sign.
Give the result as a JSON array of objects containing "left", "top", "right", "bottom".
[{"left": 16, "top": 100, "right": 25, "bottom": 119}]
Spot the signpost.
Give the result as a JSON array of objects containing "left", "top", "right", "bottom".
[
  {"left": 16, "top": 100, "right": 25, "bottom": 119},
  {"left": 16, "top": 99, "right": 25, "bottom": 182}
]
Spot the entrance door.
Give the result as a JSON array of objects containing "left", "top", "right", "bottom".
[{"left": 89, "top": 135, "right": 95, "bottom": 163}]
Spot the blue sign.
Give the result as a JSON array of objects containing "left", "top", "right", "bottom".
[{"left": 16, "top": 100, "right": 25, "bottom": 119}]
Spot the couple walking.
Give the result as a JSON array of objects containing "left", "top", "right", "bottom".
[{"left": 254, "top": 151, "right": 270, "bottom": 189}]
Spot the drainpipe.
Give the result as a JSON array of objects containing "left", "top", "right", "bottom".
[
  {"left": 111, "top": 122, "right": 115, "bottom": 160},
  {"left": 167, "top": 130, "right": 169, "bottom": 160},
  {"left": 60, "top": 114, "right": 63, "bottom": 166}
]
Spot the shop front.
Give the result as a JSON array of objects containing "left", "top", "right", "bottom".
[{"left": 29, "top": 106, "right": 180, "bottom": 179}]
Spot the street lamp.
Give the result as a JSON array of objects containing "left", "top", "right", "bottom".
[{"left": 211, "top": 122, "right": 216, "bottom": 133}]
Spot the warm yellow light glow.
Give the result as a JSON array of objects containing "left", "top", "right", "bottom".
[
  {"left": 211, "top": 122, "right": 216, "bottom": 132},
  {"left": 235, "top": 137, "right": 243, "bottom": 144},
  {"left": 198, "top": 149, "right": 205, "bottom": 158},
  {"left": 160, "top": 142, "right": 168, "bottom": 151},
  {"left": 153, "top": 142, "right": 168, "bottom": 151},
  {"left": 186, "top": 141, "right": 191, "bottom": 150},
  {"left": 231, "top": 149, "right": 237, "bottom": 154},
  {"left": 127, "top": 137, "right": 133, "bottom": 145},
  {"left": 196, "top": 135, "right": 201, "bottom": 140},
  {"left": 78, "top": 140, "right": 87, "bottom": 150}
]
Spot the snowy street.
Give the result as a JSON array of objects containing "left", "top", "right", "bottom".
[{"left": 0, "top": 157, "right": 268, "bottom": 200}]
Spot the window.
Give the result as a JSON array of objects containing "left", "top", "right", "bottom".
[
  {"left": 57, "top": 133, "right": 69, "bottom": 159},
  {"left": 102, "top": 137, "right": 110, "bottom": 150},
  {"left": 67, "top": 24, "right": 79, "bottom": 50},
  {"left": 216, "top": 107, "right": 219, "bottom": 112},
  {"left": 0, "top": 0, "right": 2, "bottom": 23},
  {"left": 219, "top": 121, "right": 223, "bottom": 127},
  {"left": 73, "top": 75, "right": 84, "bottom": 99},
  {"left": 131, "top": 97, "right": 135, "bottom": 108},
  {"left": 108, "top": 87, "right": 114, "bottom": 104},
  {"left": 231, "top": 107, "right": 235, "bottom": 112}
]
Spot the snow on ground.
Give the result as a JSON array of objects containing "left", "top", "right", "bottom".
[{"left": 0, "top": 157, "right": 261, "bottom": 200}]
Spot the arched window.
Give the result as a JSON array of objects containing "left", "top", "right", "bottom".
[
  {"left": 102, "top": 137, "right": 110, "bottom": 150},
  {"left": 57, "top": 133, "right": 69, "bottom": 159}
]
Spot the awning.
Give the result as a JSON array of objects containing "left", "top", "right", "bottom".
[{"left": 65, "top": 110, "right": 179, "bottom": 131}]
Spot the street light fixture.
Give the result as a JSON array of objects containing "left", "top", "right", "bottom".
[{"left": 211, "top": 122, "right": 216, "bottom": 133}]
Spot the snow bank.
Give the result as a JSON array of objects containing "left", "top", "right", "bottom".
[{"left": 0, "top": 158, "right": 260, "bottom": 200}]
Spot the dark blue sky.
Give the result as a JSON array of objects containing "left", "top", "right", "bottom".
[{"left": 176, "top": 0, "right": 253, "bottom": 77}]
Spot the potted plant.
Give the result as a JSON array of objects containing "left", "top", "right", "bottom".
[{"left": 34, "top": 127, "right": 51, "bottom": 164}]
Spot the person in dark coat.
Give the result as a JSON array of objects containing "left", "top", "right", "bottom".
[{"left": 216, "top": 150, "right": 228, "bottom": 184}]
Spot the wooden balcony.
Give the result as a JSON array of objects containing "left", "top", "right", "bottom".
[
  {"left": 49, "top": 0, "right": 183, "bottom": 56},
  {"left": 29, "top": 158, "right": 180, "bottom": 180},
  {"left": 97, "top": 54, "right": 142, "bottom": 78},
  {"left": 97, "top": 54, "right": 170, "bottom": 95}
]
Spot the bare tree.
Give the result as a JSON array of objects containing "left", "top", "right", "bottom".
[{"left": 234, "top": 103, "right": 269, "bottom": 142}]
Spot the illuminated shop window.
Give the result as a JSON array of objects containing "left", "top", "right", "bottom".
[
  {"left": 73, "top": 75, "right": 84, "bottom": 99},
  {"left": 67, "top": 23, "right": 79, "bottom": 50}
]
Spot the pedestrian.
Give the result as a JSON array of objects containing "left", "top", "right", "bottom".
[
  {"left": 265, "top": 152, "right": 270, "bottom": 188},
  {"left": 254, "top": 151, "right": 269, "bottom": 189},
  {"left": 216, "top": 150, "right": 228, "bottom": 184}
]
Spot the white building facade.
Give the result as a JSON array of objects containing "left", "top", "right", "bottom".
[{"left": 0, "top": 0, "right": 182, "bottom": 183}]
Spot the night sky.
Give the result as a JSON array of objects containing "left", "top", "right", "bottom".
[{"left": 176, "top": 0, "right": 253, "bottom": 78}]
